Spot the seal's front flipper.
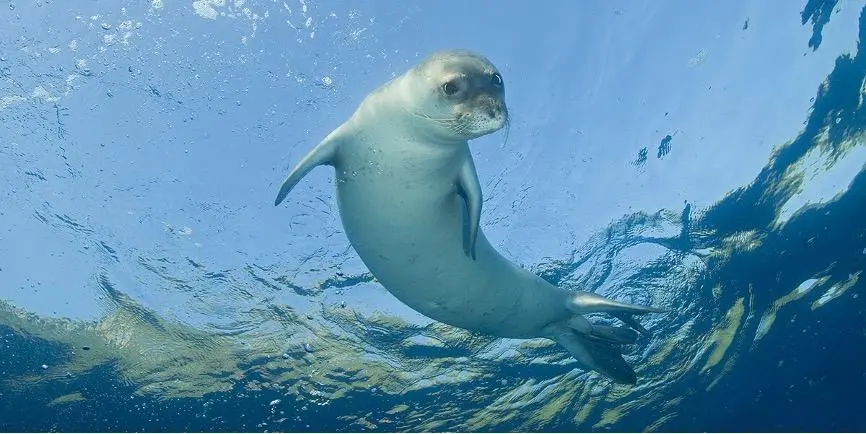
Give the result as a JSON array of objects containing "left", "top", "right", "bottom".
[
  {"left": 550, "top": 324, "right": 637, "bottom": 385},
  {"left": 457, "top": 157, "right": 482, "bottom": 260},
  {"left": 274, "top": 130, "right": 343, "bottom": 206}
]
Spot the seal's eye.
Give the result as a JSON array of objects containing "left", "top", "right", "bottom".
[
  {"left": 491, "top": 73, "right": 503, "bottom": 87},
  {"left": 442, "top": 81, "right": 460, "bottom": 96}
]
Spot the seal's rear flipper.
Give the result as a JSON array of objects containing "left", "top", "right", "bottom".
[
  {"left": 567, "top": 291, "right": 667, "bottom": 315},
  {"left": 611, "top": 312, "right": 650, "bottom": 336},
  {"left": 566, "top": 316, "right": 639, "bottom": 344},
  {"left": 566, "top": 291, "right": 665, "bottom": 335},
  {"left": 587, "top": 324, "right": 639, "bottom": 345},
  {"left": 274, "top": 129, "right": 345, "bottom": 206},
  {"left": 550, "top": 325, "right": 637, "bottom": 385}
]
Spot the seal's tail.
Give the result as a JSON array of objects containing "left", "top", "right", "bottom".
[{"left": 547, "top": 291, "right": 665, "bottom": 384}]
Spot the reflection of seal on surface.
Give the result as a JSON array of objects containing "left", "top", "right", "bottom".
[{"left": 274, "top": 50, "right": 666, "bottom": 384}]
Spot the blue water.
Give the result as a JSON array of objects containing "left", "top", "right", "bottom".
[{"left": 2, "top": 0, "right": 865, "bottom": 432}]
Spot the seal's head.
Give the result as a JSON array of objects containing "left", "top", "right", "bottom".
[{"left": 405, "top": 50, "right": 508, "bottom": 141}]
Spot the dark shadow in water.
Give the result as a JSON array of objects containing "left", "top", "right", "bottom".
[
  {"left": 802, "top": 0, "right": 841, "bottom": 50},
  {"left": 643, "top": 4, "right": 866, "bottom": 431}
]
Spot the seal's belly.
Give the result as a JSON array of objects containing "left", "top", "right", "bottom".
[{"left": 334, "top": 170, "right": 567, "bottom": 338}]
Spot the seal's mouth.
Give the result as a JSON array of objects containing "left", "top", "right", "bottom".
[
  {"left": 455, "top": 108, "right": 508, "bottom": 139},
  {"left": 455, "top": 97, "right": 509, "bottom": 139},
  {"left": 410, "top": 95, "right": 508, "bottom": 140}
]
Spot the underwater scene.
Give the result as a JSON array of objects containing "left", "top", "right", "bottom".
[{"left": 1, "top": 0, "right": 865, "bottom": 432}]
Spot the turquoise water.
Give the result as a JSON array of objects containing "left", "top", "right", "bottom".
[{"left": 1, "top": 0, "right": 864, "bottom": 431}]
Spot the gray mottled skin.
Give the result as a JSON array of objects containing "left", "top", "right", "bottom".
[{"left": 274, "top": 50, "right": 665, "bottom": 384}]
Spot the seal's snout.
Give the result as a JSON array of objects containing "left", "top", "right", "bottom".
[
  {"left": 488, "top": 99, "right": 507, "bottom": 120},
  {"left": 477, "top": 95, "right": 506, "bottom": 119},
  {"left": 452, "top": 95, "right": 507, "bottom": 139}
]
